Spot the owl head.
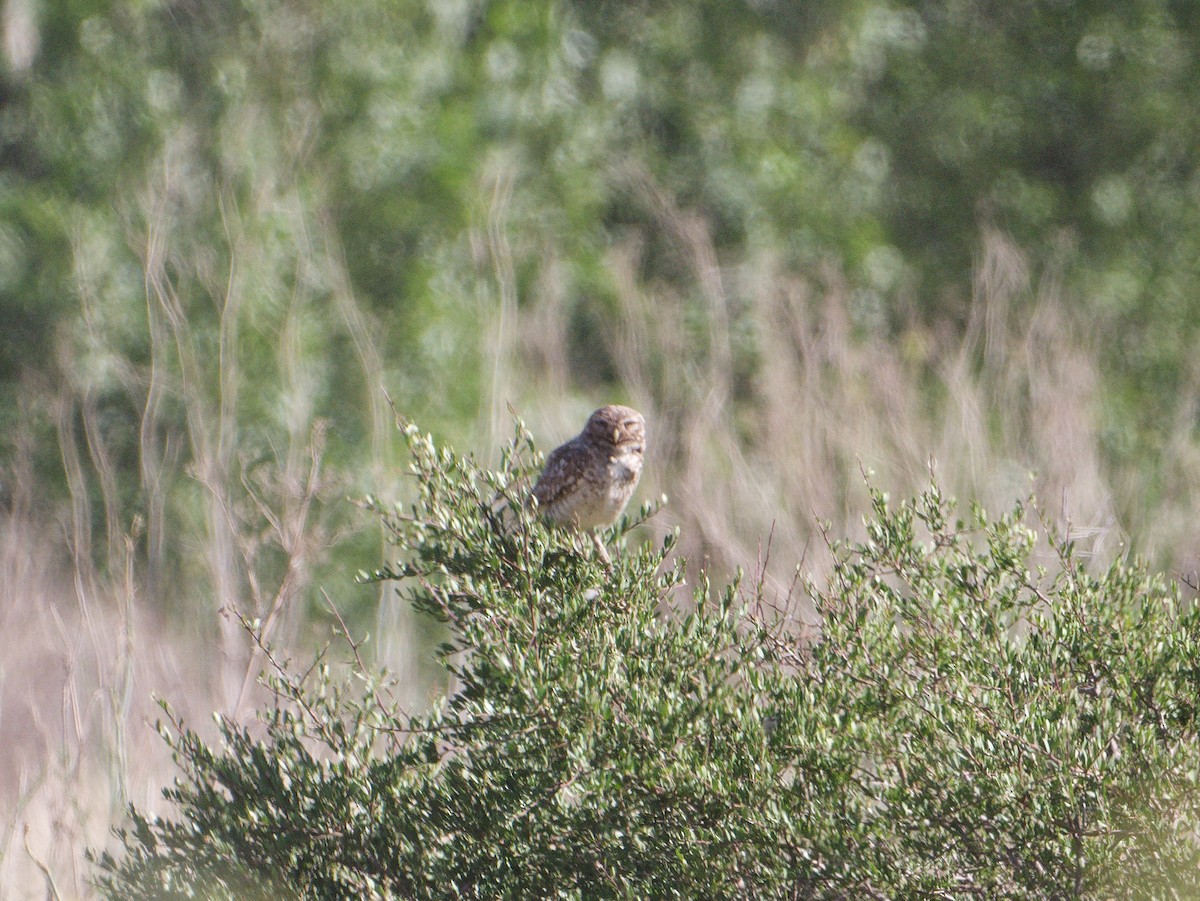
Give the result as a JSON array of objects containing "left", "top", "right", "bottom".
[{"left": 584, "top": 404, "right": 645, "bottom": 453}]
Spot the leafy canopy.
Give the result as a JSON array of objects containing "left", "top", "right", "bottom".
[{"left": 94, "top": 419, "right": 1200, "bottom": 899}]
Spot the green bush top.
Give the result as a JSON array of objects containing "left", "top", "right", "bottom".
[{"left": 94, "top": 420, "right": 1200, "bottom": 899}]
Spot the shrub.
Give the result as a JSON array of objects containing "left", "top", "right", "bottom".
[{"left": 93, "top": 419, "right": 1200, "bottom": 899}]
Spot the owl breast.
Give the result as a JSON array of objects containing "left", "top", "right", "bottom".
[
  {"left": 610, "top": 453, "right": 641, "bottom": 484},
  {"left": 598, "top": 451, "right": 641, "bottom": 518}
]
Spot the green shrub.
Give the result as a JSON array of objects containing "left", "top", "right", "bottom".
[{"left": 93, "top": 420, "right": 1200, "bottom": 899}]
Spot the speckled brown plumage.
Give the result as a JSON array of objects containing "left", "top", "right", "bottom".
[{"left": 532, "top": 405, "right": 645, "bottom": 531}]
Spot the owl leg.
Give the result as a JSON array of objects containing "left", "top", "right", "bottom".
[{"left": 590, "top": 531, "right": 613, "bottom": 568}]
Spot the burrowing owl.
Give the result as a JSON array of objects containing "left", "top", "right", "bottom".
[{"left": 532, "top": 405, "right": 645, "bottom": 533}]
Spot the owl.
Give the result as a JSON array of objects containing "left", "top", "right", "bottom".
[{"left": 532, "top": 405, "right": 646, "bottom": 533}]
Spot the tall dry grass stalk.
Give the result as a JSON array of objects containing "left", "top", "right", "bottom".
[
  {"left": 0, "top": 392, "right": 206, "bottom": 900},
  {"left": 0, "top": 133, "right": 415, "bottom": 897}
]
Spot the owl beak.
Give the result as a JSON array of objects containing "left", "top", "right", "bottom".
[{"left": 613, "top": 427, "right": 621, "bottom": 443}]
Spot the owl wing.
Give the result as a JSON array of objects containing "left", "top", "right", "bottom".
[{"left": 531, "top": 439, "right": 586, "bottom": 521}]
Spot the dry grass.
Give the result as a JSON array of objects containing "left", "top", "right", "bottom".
[
  {"left": 0, "top": 147, "right": 417, "bottom": 896},
  {"left": 0, "top": 409, "right": 351, "bottom": 897},
  {"left": 492, "top": 176, "right": 1196, "bottom": 601},
  {"left": 0, "top": 504, "right": 201, "bottom": 900}
]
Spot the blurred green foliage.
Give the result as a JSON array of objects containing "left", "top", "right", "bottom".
[
  {"left": 856, "top": 1, "right": 1200, "bottom": 416},
  {"left": 2, "top": 0, "right": 1199, "bottom": 614}
]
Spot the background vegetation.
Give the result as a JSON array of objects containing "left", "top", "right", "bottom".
[{"left": 2, "top": 0, "right": 1200, "bottom": 896}]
